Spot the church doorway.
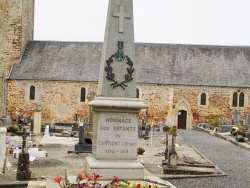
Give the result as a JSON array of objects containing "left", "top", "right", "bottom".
[{"left": 177, "top": 110, "right": 187, "bottom": 129}]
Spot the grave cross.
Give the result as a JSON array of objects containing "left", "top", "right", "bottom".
[{"left": 113, "top": 5, "right": 130, "bottom": 33}]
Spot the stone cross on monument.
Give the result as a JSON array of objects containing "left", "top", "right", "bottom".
[
  {"left": 85, "top": 0, "right": 146, "bottom": 180},
  {"left": 113, "top": 5, "right": 130, "bottom": 33}
]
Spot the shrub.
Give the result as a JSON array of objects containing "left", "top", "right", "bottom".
[{"left": 208, "top": 117, "right": 220, "bottom": 127}]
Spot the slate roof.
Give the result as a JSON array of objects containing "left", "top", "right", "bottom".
[{"left": 9, "top": 41, "right": 250, "bottom": 88}]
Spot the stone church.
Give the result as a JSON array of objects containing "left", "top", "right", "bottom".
[{"left": 1, "top": 0, "right": 250, "bottom": 129}]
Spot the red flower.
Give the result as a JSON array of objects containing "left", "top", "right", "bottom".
[
  {"left": 85, "top": 174, "right": 93, "bottom": 181},
  {"left": 93, "top": 173, "right": 102, "bottom": 182},
  {"left": 78, "top": 172, "right": 85, "bottom": 181},
  {"left": 113, "top": 176, "right": 119, "bottom": 184},
  {"left": 54, "top": 175, "right": 62, "bottom": 184},
  {"left": 136, "top": 183, "right": 142, "bottom": 188}
]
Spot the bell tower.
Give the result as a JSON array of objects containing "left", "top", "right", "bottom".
[{"left": 0, "top": 0, "right": 34, "bottom": 116}]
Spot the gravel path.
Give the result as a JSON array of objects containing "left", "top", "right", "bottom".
[{"left": 168, "top": 130, "right": 250, "bottom": 188}]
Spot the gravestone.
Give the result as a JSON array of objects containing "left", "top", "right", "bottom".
[
  {"left": 74, "top": 123, "right": 92, "bottom": 153},
  {"left": 44, "top": 125, "right": 50, "bottom": 137},
  {"left": 159, "top": 121, "right": 164, "bottom": 133},
  {"left": 232, "top": 110, "right": 241, "bottom": 125},
  {"left": 16, "top": 128, "right": 31, "bottom": 181},
  {"left": 33, "top": 108, "right": 42, "bottom": 135},
  {"left": 162, "top": 126, "right": 177, "bottom": 171},
  {"left": 0, "top": 116, "right": 12, "bottom": 126},
  {"left": 246, "top": 114, "right": 250, "bottom": 126},
  {"left": 0, "top": 127, "right": 7, "bottom": 172},
  {"left": 84, "top": 90, "right": 95, "bottom": 142},
  {"left": 85, "top": 0, "right": 146, "bottom": 180}
]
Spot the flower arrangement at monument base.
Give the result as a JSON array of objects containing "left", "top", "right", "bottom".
[{"left": 54, "top": 172, "right": 161, "bottom": 188}]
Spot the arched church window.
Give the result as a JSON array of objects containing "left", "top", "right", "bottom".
[
  {"left": 232, "top": 91, "right": 245, "bottom": 107},
  {"left": 80, "top": 87, "right": 86, "bottom": 102},
  {"left": 232, "top": 92, "right": 238, "bottom": 107},
  {"left": 200, "top": 93, "right": 206, "bottom": 105},
  {"left": 239, "top": 92, "right": 244, "bottom": 107},
  {"left": 29, "top": 85, "right": 35, "bottom": 100}
]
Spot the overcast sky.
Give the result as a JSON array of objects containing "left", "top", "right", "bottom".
[{"left": 34, "top": 0, "right": 250, "bottom": 46}]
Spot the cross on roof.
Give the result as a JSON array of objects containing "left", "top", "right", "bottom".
[{"left": 113, "top": 5, "right": 130, "bottom": 33}]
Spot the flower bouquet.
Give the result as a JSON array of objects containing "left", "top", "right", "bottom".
[{"left": 54, "top": 172, "right": 161, "bottom": 188}]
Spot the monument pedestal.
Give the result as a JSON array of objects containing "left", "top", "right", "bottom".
[
  {"left": 85, "top": 97, "right": 146, "bottom": 180},
  {"left": 85, "top": 156, "right": 144, "bottom": 180}
]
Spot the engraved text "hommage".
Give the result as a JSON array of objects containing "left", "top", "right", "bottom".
[{"left": 106, "top": 118, "right": 131, "bottom": 123}]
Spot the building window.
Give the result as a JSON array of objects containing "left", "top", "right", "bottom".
[
  {"left": 136, "top": 88, "right": 139, "bottom": 98},
  {"left": 29, "top": 85, "right": 35, "bottom": 100},
  {"left": 80, "top": 87, "right": 86, "bottom": 102},
  {"left": 239, "top": 92, "right": 244, "bottom": 107},
  {"left": 200, "top": 93, "right": 206, "bottom": 105},
  {"left": 232, "top": 91, "right": 245, "bottom": 107}
]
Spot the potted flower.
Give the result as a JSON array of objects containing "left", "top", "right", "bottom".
[{"left": 5, "top": 139, "right": 14, "bottom": 154}]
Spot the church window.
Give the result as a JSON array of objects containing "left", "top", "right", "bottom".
[
  {"left": 29, "top": 85, "right": 35, "bottom": 100},
  {"left": 200, "top": 93, "right": 206, "bottom": 105},
  {"left": 136, "top": 88, "right": 139, "bottom": 98},
  {"left": 239, "top": 92, "right": 244, "bottom": 107},
  {"left": 232, "top": 91, "right": 245, "bottom": 107},
  {"left": 232, "top": 92, "right": 238, "bottom": 107},
  {"left": 80, "top": 87, "right": 86, "bottom": 102}
]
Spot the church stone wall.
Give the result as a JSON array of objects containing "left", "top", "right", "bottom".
[
  {"left": 7, "top": 80, "right": 98, "bottom": 123},
  {"left": 0, "top": 0, "right": 22, "bottom": 75},
  {"left": 0, "top": 0, "right": 34, "bottom": 117},
  {"left": 173, "top": 86, "right": 250, "bottom": 125},
  {"left": 6, "top": 80, "right": 250, "bottom": 126},
  {"left": 0, "top": 75, "right": 5, "bottom": 116},
  {"left": 138, "top": 84, "right": 172, "bottom": 124}
]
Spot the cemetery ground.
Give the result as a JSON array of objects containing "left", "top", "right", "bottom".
[{"left": 0, "top": 129, "right": 238, "bottom": 188}]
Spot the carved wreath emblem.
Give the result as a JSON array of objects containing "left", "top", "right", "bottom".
[{"left": 105, "top": 41, "right": 135, "bottom": 90}]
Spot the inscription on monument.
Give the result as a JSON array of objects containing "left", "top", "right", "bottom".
[{"left": 96, "top": 112, "right": 138, "bottom": 160}]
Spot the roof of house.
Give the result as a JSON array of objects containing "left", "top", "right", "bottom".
[{"left": 9, "top": 40, "right": 250, "bottom": 88}]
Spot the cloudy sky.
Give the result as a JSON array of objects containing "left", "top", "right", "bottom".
[{"left": 34, "top": 0, "right": 250, "bottom": 46}]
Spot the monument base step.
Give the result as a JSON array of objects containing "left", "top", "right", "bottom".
[
  {"left": 68, "top": 144, "right": 92, "bottom": 154},
  {"left": 85, "top": 155, "right": 144, "bottom": 180}
]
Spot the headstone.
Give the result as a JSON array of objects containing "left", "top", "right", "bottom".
[
  {"left": 164, "top": 130, "right": 169, "bottom": 160},
  {"left": 232, "top": 110, "right": 241, "bottom": 125},
  {"left": 145, "top": 124, "right": 149, "bottom": 137},
  {"left": 167, "top": 126, "right": 177, "bottom": 168},
  {"left": 159, "top": 121, "right": 164, "bottom": 133},
  {"left": 85, "top": 0, "right": 146, "bottom": 180},
  {"left": 16, "top": 128, "right": 31, "bottom": 181},
  {"left": 33, "top": 109, "right": 42, "bottom": 135},
  {"left": 246, "top": 113, "right": 250, "bottom": 126},
  {"left": 0, "top": 116, "right": 12, "bottom": 126},
  {"left": 84, "top": 91, "right": 95, "bottom": 141},
  {"left": 138, "top": 118, "right": 144, "bottom": 138},
  {"left": 0, "top": 127, "right": 7, "bottom": 172},
  {"left": 44, "top": 125, "right": 50, "bottom": 137},
  {"left": 74, "top": 123, "right": 92, "bottom": 153},
  {"left": 17, "top": 114, "right": 21, "bottom": 125}
]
